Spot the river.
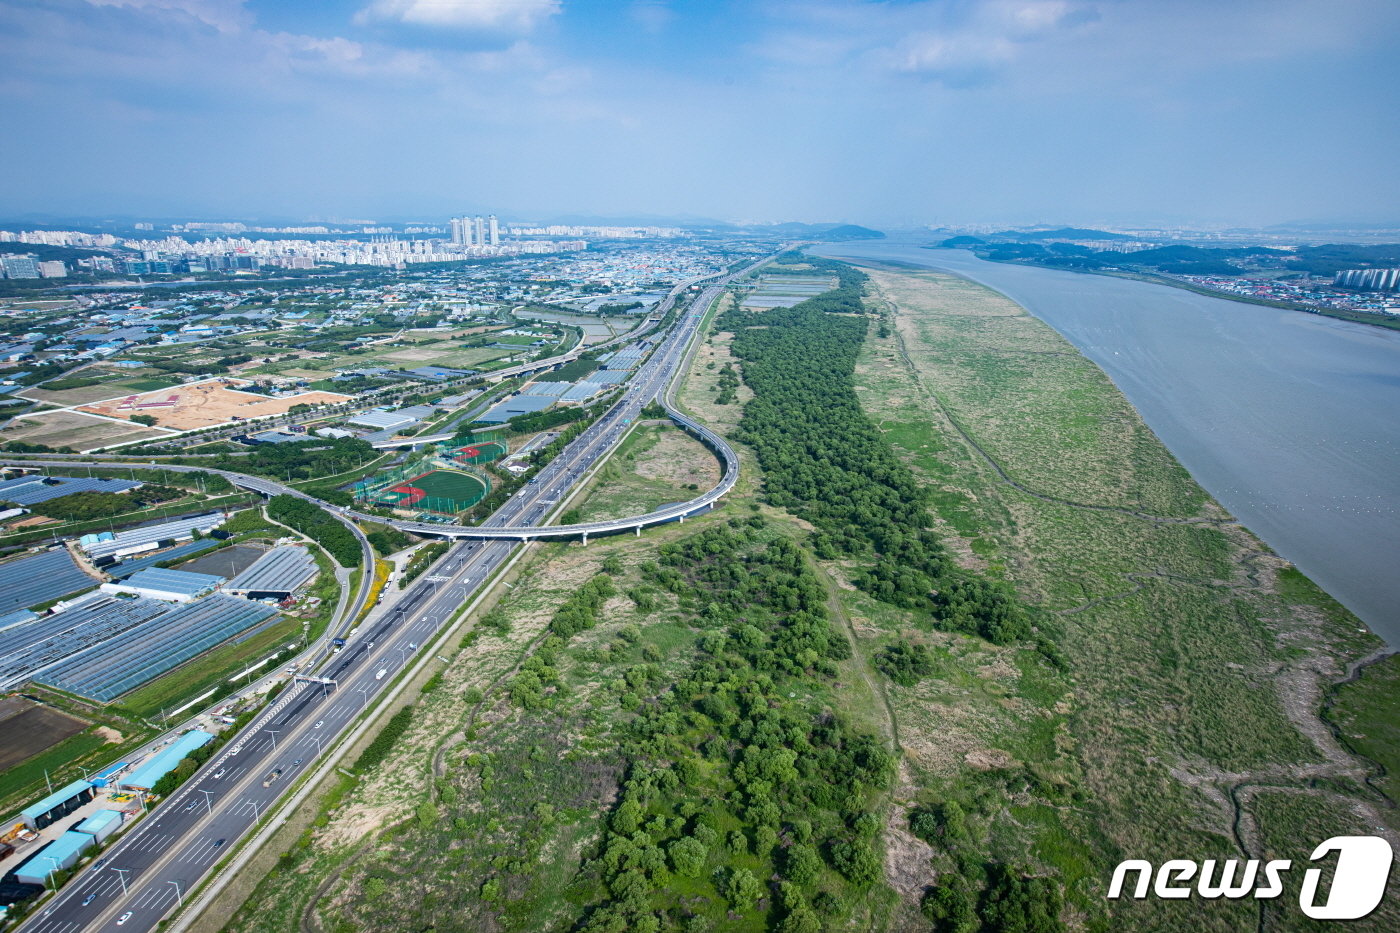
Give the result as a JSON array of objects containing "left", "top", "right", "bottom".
[{"left": 812, "top": 241, "right": 1400, "bottom": 644}]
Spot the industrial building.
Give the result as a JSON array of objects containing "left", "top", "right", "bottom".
[
  {"left": 80, "top": 512, "right": 226, "bottom": 561},
  {"left": 0, "top": 547, "right": 93, "bottom": 615},
  {"left": 19, "top": 779, "right": 94, "bottom": 830},
  {"left": 0, "top": 474, "right": 142, "bottom": 507},
  {"left": 346, "top": 408, "right": 419, "bottom": 431},
  {"left": 100, "top": 567, "right": 224, "bottom": 602},
  {"left": 75, "top": 808, "right": 124, "bottom": 844},
  {"left": 106, "top": 539, "right": 221, "bottom": 579},
  {"left": 222, "top": 545, "right": 317, "bottom": 600},
  {"left": 121, "top": 730, "right": 214, "bottom": 791},
  {"left": 13, "top": 831, "right": 94, "bottom": 885},
  {"left": 37, "top": 595, "right": 278, "bottom": 702}
]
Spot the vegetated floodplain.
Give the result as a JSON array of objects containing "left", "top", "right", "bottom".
[
  {"left": 216, "top": 261, "right": 1398, "bottom": 933},
  {"left": 847, "top": 264, "right": 1398, "bottom": 931}
]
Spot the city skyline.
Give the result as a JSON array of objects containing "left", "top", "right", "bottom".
[{"left": 0, "top": 0, "right": 1397, "bottom": 227}]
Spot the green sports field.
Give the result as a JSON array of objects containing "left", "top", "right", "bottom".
[{"left": 391, "top": 468, "right": 487, "bottom": 511}]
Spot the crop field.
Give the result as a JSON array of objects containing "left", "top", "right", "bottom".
[
  {"left": 17, "top": 372, "right": 182, "bottom": 407},
  {"left": 0, "top": 408, "right": 170, "bottom": 450},
  {"left": 843, "top": 264, "right": 1397, "bottom": 930},
  {"left": 77, "top": 378, "right": 351, "bottom": 430},
  {"left": 0, "top": 697, "right": 88, "bottom": 771}
]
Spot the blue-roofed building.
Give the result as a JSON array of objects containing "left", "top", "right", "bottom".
[
  {"left": 76, "top": 808, "right": 124, "bottom": 843},
  {"left": 90, "top": 764, "right": 129, "bottom": 788},
  {"left": 100, "top": 567, "right": 224, "bottom": 603},
  {"left": 19, "top": 779, "right": 93, "bottom": 830},
  {"left": 14, "top": 831, "right": 96, "bottom": 884},
  {"left": 121, "top": 730, "right": 215, "bottom": 791},
  {"left": 105, "top": 539, "right": 221, "bottom": 579}
]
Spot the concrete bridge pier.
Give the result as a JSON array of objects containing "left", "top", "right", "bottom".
[{"left": 634, "top": 525, "right": 641, "bottom": 537}]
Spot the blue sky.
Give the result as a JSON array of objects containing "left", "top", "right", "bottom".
[{"left": 1, "top": 0, "right": 1397, "bottom": 227}]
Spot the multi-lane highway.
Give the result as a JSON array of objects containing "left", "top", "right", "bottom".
[{"left": 10, "top": 260, "right": 759, "bottom": 933}]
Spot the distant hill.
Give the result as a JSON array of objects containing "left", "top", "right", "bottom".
[
  {"left": 747, "top": 222, "right": 884, "bottom": 240},
  {"left": 989, "top": 227, "right": 1136, "bottom": 241},
  {"left": 938, "top": 235, "right": 987, "bottom": 247},
  {"left": 817, "top": 224, "right": 884, "bottom": 240}
]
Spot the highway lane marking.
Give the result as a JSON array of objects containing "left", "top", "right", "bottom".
[{"left": 130, "top": 832, "right": 172, "bottom": 852}]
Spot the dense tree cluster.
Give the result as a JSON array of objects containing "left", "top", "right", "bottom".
[
  {"left": 12, "top": 484, "right": 185, "bottom": 521},
  {"left": 568, "top": 523, "right": 895, "bottom": 931},
  {"left": 353, "top": 705, "right": 415, "bottom": 773},
  {"left": 873, "top": 642, "right": 936, "bottom": 686},
  {"left": 266, "top": 493, "right": 361, "bottom": 567},
  {"left": 719, "top": 293, "right": 1036, "bottom": 648}
]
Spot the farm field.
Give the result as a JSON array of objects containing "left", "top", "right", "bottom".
[
  {"left": 0, "top": 408, "right": 170, "bottom": 450},
  {"left": 0, "top": 697, "right": 88, "bottom": 771},
  {"left": 843, "top": 264, "right": 1398, "bottom": 930},
  {"left": 77, "top": 378, "right": 351, "bottom": 430},
  {"left": 17, "top": 371, "right": 182, "bottom": 407}
]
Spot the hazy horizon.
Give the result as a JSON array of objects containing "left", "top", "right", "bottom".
[{"left": 3, "top": 0, "right": 1398, "bottom": 228}]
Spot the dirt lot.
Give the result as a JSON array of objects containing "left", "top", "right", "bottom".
[
  {"left": 78, "top": 379, "right": 351, "bottom": 430},
  {"left": 0, "top": 697, "right": 88, "bottom": 771},
  {"left": 0, "top": 409, "right": 169, "bottom": 451}
]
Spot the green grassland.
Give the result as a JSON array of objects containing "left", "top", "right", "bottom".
[
  {"left": 845, "top": 265, "right": 1397, "bottom": 931},
  {"left": 573, "top": 423, "right": 721, "bottom": 522}
]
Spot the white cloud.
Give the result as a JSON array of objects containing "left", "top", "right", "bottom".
[
  {"left": 356, "top": 0, "right": 561, "bottom": 33},
  {"left": 83, "top": 0, "right": 251, "bottom": 32}
]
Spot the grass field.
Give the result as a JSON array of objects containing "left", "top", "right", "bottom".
[
  {"left": 572, "top": 423, "right": 719, "bottom": 522},
  {"left": 0, "top": 408, "right": 170, "bottom": 450},
  {"left": 18, "top": 372, "right": 182, "bottom": 407},
  {"left": 387, "top": 468, "right": 487, "bottom": 512},
  {"left": 841, "top": 265, "right": 1397, "bottom": 930}
]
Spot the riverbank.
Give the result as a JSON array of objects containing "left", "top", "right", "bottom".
[
  {"left": 812, "top": 242, "right": 1400, "bottom": 644},
  {"left": 848, "top": 263, "right": 1398, "bottom": 930},
  {"left": 965, "top": 253, "right": 1400, "bottom": 332}
]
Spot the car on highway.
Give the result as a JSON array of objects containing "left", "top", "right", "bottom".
[
  {"left": 213, "top": 768, "right": 226, "bottom": 778},
  {"left": 314, "top": 720, "right": 324, "bottom": 728},
  {"left": 118, "top": 912, "right": 133, "bottom": 925},
  {"left": 83, "top": 894, "right": 96, "bottom": 906},
  {"left": 263, "top": 768, "right": 283, "bottom": 787}
]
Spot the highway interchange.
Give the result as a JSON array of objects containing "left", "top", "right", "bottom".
[{"left": 11, "top": 257, "right": 762, "bottom": 933}]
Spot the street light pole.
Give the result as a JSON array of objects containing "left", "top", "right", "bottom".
[
  {"left": 168, "top": 880, "right": 183, "bottom": 907},
  {"left": 199, "top": 789, "right": 214, "bottom": 815},
  {"left": 112, "top": 867, "right": 130, "bottom": 895},
  {"left": 267, "top": 729, "right": 279, "bottom": 749}
]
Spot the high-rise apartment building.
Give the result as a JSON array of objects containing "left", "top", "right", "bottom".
[
  {"left": 37, "top": 260, "right": 67, "bottom": 278},
  {"left": 473, "top": 215, "right": 486, "bottom": 246},
  {"left": 450, "top": 217, "right": 467, "bottom": 246},
  {"left": 488, "top": 214, "right": 499, "bottom": 247}
]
